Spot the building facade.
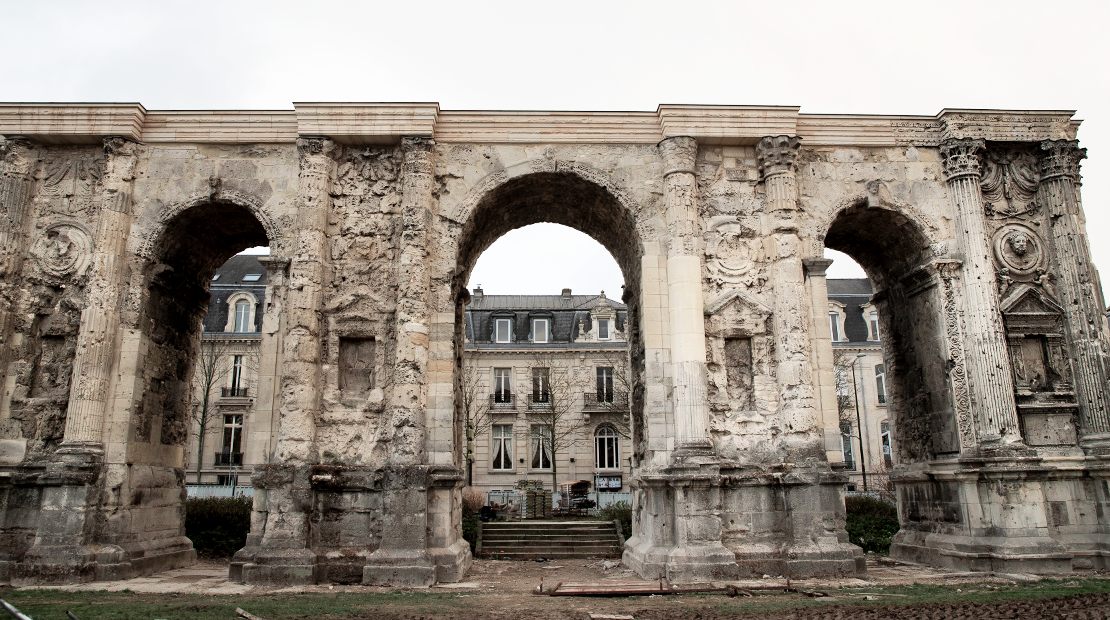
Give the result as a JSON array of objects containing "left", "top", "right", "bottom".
[
  {"left": 463, "top": 288, "right": 632, "bottom": 497},
  {"left": 0, "top": 103, "right": 1107, "bottom": 586},
  {"left": 827, "top": 278, "right": 890, "bottom": 491},
  {"left": 186, "top": 255, "right": 267, "bottom": 487}
]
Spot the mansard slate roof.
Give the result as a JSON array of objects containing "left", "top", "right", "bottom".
[
  {"left": 202, "top": 254, "right": 268, "bottom": 333},
  {"left": 465, "top": 290, "right": 627, "bottom": 346},
  {"left": 827, "top": 278, "right": 874, "bottom": 344}
]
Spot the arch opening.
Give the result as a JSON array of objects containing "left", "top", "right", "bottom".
[
  {"left": 823, "top": 202, "right": 956, "bottom": 467},
  {"left": 139, "top": 202, "right": 270, "bottom": 459},
  {"left": 454, "top": 171, "right": 645, "bottom": 489}
]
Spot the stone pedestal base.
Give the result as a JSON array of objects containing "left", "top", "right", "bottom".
[
  {"left": 237, "top": 548, "right": 319, "bottom": 586},
  {"left": 891, "top": 531, "right": 1072, "bottom": 573},
  {"left": 362, "top": 549, "right": 436, "bottom": 587}
]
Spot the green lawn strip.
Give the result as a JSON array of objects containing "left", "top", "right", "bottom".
[
  {"left": 0, "top": 591, "right": 466, "bottom": 620},
  {"left": 708, "top": 578, "right": 1110, "bottom": 615},
  {"left": 3, "top": 579, "right": 1110, "bottom": 619}
]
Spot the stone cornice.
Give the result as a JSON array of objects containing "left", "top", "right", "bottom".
[{"left": 0, "top": 103, "right": 1081, "bottom": 147}]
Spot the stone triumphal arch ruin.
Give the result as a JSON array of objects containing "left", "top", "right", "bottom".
[{"left": 0, "top": 103, "right": 1108, "bottom": 585}]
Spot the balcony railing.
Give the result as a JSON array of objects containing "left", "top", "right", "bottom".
[
  {"left": 214, "top": 452, "right": 243, "bottom": 467},
  {"left": 583, "top": 392, "right": 628, "bottom": 411},
  {"left": 489, "top": 393, "right": 517, "bottom": 411},
  {"left": 221, "top": 387, "right": 249, "bottom": 398},
  {"left": 528, "top": 394, "right": 552, "bottom": 409}
]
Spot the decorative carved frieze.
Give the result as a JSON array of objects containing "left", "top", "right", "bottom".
[
  {"left": 981, "top": 148, "right": 1040, "bottom": 217},
  {"left": 1040, "top": 139, "right": 1086, "bottom": 182},
  {"left": 756, "top": 135, "right": 801, "bottom": 178},
  {"left": 933, "top": 259, "right": 976, "bottom": 451},
  {"left": 939, "top": 138, "right": 985, "bottom": 181}
]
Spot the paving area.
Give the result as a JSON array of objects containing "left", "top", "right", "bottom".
[{"left": 12, "top": 556, "right": 1096, "bottom": 595}]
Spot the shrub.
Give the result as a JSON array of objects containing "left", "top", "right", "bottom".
[
  {"left": 845, "top": 495, "right": 899, "bottom": 554},
  {"left": 185, "top": 496, "right": 252, "bottom": 558},
  {"left": 597, "top": 500, "right": 632, "bottom": 539},
  {"left": 462, "top": 486, "right": 485, "bottom": 515},
  {"left": 462, "top": 514, "right": 480, "bottom": 553}
]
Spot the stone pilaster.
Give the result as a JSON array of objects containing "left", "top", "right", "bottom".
[
  {"left": 1037, "top": 140, "right": 1110, "bottom": 445},
  {"left": 0, "top": 139, "right": 36, "bottom": 420},
  {"left": 60, "top": 138, "right": 139, "bottom": 452},
  {"left": 659, "top": 136, "right": 712, "bottom": 454},
  {"left": 758, "top": 136, "right": 821, "bottom": 455},
  {"left": 939, "top": 138, "right": 1021, "bottom": 446},
  {"left": 363, "top": 137, "right": 444, "bottom": 587},
  {"left": 239, "top": 138, "right": 338, "bottom": 586},
  {"left": 802, "top": 257, "right": 842, "bottom": 462}
]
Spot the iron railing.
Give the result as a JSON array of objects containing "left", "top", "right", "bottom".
[
  {"left": 583, "top": 392, "right": 628, "bottom": 411},
  {"left": 214, "top": 452, "right": 243, "bottom": 466},
  {"left": 221, "top": 387, "right": 249, "bottom": 398},
  {"left": 528, "top": 394, "right": 552, "bottom": 409},
  {"left": 489, "top": 393, "right": 517, "bottom": 410}
]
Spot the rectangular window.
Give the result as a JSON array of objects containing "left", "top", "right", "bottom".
[
  {"left": 491, "top": 424, "right": 513, "bottom": 470},
  {"left": 242, "top": 273, "right": 262, "bottom": 282},
  {"left": 494, "top": 368, "right": 512, "bottom": 403},
  {"left": 532, "top": 368, "right": 550, "bottom": 404},
  {"left": 234, "top": 301, "right": 251, "bottom": 332},
  {"left": 829, "top": 312, "right": 840, "bottom": 341},
  {"left": 531, "top": 425, "right": 552, "bottom": 469},
  {"left": 870, "top": 311, "right": 880, "bottom": 341},
  {"left": 875, "top": 363, "right": 887, "bottom": 405},
  {"left": 495, "top": 318, "right": 512, "bottom": 343},
  {"left": 841, "top": 423, "right": 855, "bottom": 470},
  {"left": 598, "top": 319, "right": 610, "bottom": 340},
  {"left": 596, "top": 367, "right": 614, "bottom": 402},
  {"left": 532, "top": 318, "right": 549, "bottom": 343},
  {"left": 222, "top": 414, "right": 243, "bottom": 455},
  {"left": 881, "top": 421, "right": 892, "bottom": 467},
  {"left": 339, "top": 337, "right": 375, "bottom": 397},
  {"left": 230, "top": 355, "right": 244, "bottom": 391}
]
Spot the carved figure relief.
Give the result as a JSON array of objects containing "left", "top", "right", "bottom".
[
  {"left": 39, "top": 152, "right": 105, "bottom": 215},
  {"left": 980, "top": 148, "right": 1040, "bottom": 217},
  {"left": 30, "top": 223, "right": 93, "bottom": 279},
  {"left": 992, "top": 224, "right": 1048, "bottom": 296},
  {"left": 704, "top": 216, "right": 765, "bottom": 291}
]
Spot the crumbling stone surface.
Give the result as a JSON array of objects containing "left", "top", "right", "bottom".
[{"left": 0, "top": 105, "right": 1108, "bottom": 586}]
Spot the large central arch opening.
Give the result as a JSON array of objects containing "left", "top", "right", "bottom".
[
  {"left": 453, "top": 171, "right": 645, "bottom": 502},
  {"left": 822, "top": 201, "right": 955, "bottom": 469}
]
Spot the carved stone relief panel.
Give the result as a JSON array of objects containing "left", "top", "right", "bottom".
[
  {"left": 703, "top": 216, "right": 766, "bottom": 294},
  {"left": 980, "top": 148, "right": 1040, "bottom": 218},
  {"left": 29, "top": 223, "right": 93, "bottom": 281},
  {"left": 38, "top": 149, "right": 105, "bottom": 217},
  {"left": 992, "top": 223, "right": 1051, "bottom": 297}
]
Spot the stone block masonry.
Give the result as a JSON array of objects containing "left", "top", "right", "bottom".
[{"left": 0, "top": 103, "right": 1106, "bottom": 584}]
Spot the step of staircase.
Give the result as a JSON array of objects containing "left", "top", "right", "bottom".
[{"left": 479, "top": 521, "right": 622, "bottom": 560}]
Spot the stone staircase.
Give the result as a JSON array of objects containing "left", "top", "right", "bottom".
[{"left": 479, "top": 521, "right": 623, "bottom": 560}]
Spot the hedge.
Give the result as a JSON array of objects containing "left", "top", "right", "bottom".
[{"left": 845, "top": 495, "right": 900, "bottom": 554}]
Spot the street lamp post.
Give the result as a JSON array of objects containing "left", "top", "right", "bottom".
[{"left": 850, "top": 352, "right": 868, "bottom": 493}]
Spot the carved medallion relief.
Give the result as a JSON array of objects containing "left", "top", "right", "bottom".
[
  {"left": 704, "top": 216, "right": 765, "bottom": 292},
  {"left": 30, "top": 223, "right": 93, "bottom": 280}
]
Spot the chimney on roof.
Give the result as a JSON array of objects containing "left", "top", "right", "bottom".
[
  {"left": 473, "top": 285, "right": 483, "bottom": 304},
  {"left": 562, "top": 288, "right": 572, "bottom": 299}
]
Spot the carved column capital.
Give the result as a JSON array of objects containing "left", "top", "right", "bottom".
[
  {"left": 939, "top": 138, "right": 986, "bottom": 181},
  {"left": 802, "top": 257, "right": 834, "bottom": 278},
  {"left": 1, "top": 138, "right": 35, "bottom": 177},
  {"left": 757, "top": 135, "right": 802, "bottom": 178},
  {"left": 658, "top": 136, "right": 697, "bottom": 177},
  {"left": 402, "top": 137, "right": 435, "bottom": 176},
  {"left": 1040, "top": 139, "right": 1086, "bottom": 182},
  {"left": 296, "top": 137, "right": 340, "bottom": 166}
]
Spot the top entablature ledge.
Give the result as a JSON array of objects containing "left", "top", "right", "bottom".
[{"left": 0, "top": 102, "right": 1080, "bottom": 147}]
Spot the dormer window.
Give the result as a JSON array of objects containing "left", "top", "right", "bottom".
[
  {"left": 598, "top": 319, "right": 610, "bottom": 340},
  {"left": 829, "top": 312, "right": 841, "bottom": 342},
  {"left": 494, "top": 318, "right": 512, "bottom": 343},
  {"left": 532, "top": 318, "right": 549, "bottom": 343}
]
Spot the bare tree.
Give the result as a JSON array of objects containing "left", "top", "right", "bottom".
[
  {"left": 460, "top": 349, "right": 492, "bottom": 486},
  {"left": 595, "top": 349, "right": 633, "bottom": 438},
  {"left": 525, "top": 351, "right": 587, "bottom": 492},
  {"left": 191, "top": 338, "right": 257, "bottom": 484}
]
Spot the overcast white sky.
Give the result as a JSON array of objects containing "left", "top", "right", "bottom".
[{"left": 6, "top": 1, "right": 1107, "bottom": 297}]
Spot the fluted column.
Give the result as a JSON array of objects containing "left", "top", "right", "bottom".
[
  {"left": 0, "top": 139, "right": 36, "bottom": 383},
  {"left": 939, "top": 138, "right": 1021, "bottom": 445},
  {"left": 390, "top": 137, "right": 435, "bottom": 465},
  {"left": 60, "top": 138, "right": 139, "bottom": 451},
  {"left": 758, "top": 136, "right": 821, "bottom": 449},
  {"left": 270, "top": 138, "right": 338, "bottom": 464},
  {"left": 659, "top": 136, "right": 712, "bottom": 453},
  {"left": 1037, "top": 140, "right": 1110, "bottom": 443}
]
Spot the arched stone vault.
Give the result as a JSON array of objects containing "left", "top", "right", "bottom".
[{"left": 0, "top": 103, "right": 1107, "bottom": 585}]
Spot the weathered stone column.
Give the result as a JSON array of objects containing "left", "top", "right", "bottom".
[
  {"left": 1037, "top": 140, "right": 1110, "bottom": 446},
  {"left": 758, "top": 136, "right": 821, "bottom": 454},
  {"left": 0, "top": 139, "right": 36, "bottom": 420},
  {"left": 659, "top": 136, "right": 712, "bottom": 454},
  {"left": 239, "top": 138, "right": 337, "bottom": 586},
  {"left": 364, "top": 137, "right": 444, "bottom": 587},
  {"left": 60, "top": 138, "right": 139, "bottom": 452},
  {"left": 939, "top": 138, "right": 1021, "bottom": 445},
  {"left": 802, "top": 257, "right": 843, "bottom": 462}
]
